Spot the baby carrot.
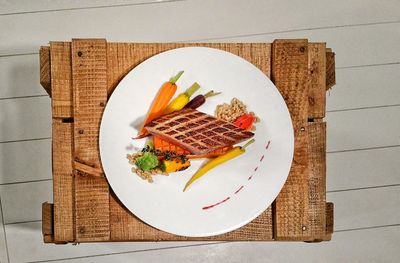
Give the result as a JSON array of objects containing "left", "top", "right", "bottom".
[
  {"left": 136, "top": 71, "right": 184, "bottom": 138},
  {"left": 183, "top": 139, "right": 255, "bottom": 192}
]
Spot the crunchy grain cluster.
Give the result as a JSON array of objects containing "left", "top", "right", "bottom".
[
  {"left": 215, "top": 98, "right": 260, "bottom": 130},
  {"left": 215, "top": 98, "right": 248, "bottom": 122},
  {"left": 127, "top": 153, "right": 168, "bottom": 183}
]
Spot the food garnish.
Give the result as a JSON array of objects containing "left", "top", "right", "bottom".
[
  {"left": 127, "top": 144, "right": 190, "bottom": 182},
  {"left": 215, "top": 98, "right": 248, "bottom": 123},
  {"left": 161, "top": 159, "right": 191, "bottom": 173},
  {"left": 183, "top": 138, "right": 255, "bottom": 192},
  {"left": 164, "top": 82, "right": 200, "bottom": 114},
  {"left": 153, "top": 136, "right": 232, "bottom": 159},
  {"left": 135, "top": 152, "right": 159, "bottom": 171},
  {"left": 136, "top": 71, "right": 184, "bottom": 138},
  {"left": 184, "top": 90, "right": 221, "bottom": 109},
  {"left": 145, "top": 108, "right": 254, "bottom": 155},
  {"left": 128, "top": 73, "right": 260, "bottom": 186},
  {"left": 233, "top": 113, "right": 256, "bottom": 131}
]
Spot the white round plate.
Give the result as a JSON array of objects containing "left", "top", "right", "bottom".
[{"left": 100, "top": 47, "right": 294, "bottom": 237}]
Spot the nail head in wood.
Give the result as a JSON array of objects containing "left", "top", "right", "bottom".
[
  {"left": 77, "top": 51, "right": 83, "bottom": 57},
  {"left": 302, "top": 226, "right": 307, "bottom": 231},
  {"left": 78, "top": 226, "right": 86, "bottom": 234},
  {"left": 300, "top": 127, "right": 305, "bottom": 132},
  {"left": 78, "top": 129, "right": 84, "bottom": 134},
  {"left": 299, "top": 46, "right": 306, "bottom": 53}
]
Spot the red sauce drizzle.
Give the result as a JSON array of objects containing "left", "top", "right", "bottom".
[
  {"left": 265, "top": 140, "right": 271, "bottom": 149},
  {"left": 202, "top": 196, "right": 231, "bottom": 210},
  {"left": 234, "top": 185, "right": 244, "bottom": 194},
  {"left": 201, "top": 140, "right": 272, "bottom": 211}
]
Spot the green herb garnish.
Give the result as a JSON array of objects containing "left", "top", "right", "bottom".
[{"left": 135, "top": 152, "right": 159, "bottom": 171}]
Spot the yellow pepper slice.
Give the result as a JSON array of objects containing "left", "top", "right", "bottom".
[
  {"left": 161, "top": 159, "right": 191, "bottom": 173},
  {"left": 183, "top": 139, "right": 255, "bottom": 192}
]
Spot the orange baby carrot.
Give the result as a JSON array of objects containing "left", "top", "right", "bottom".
[{"left": 136, "top": 71, "right": 184, "bottom": 138}]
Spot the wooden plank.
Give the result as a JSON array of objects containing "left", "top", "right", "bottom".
[
  {"left": 40, "top": 46, "right": 51, "bottom": 96},
  {"left": 67, "top": 226, "right": 400, "bottom": 263},
  {"left": 0, "top": 0, "right": 160, "bottom": 14},
  {"left": 6, "top": 220, "right": 400, "bottom": 262},
  {"left": 42, "top": 202, "right": 54, "bottom": 243},
  {"left": 323, "top": 202, "right": 334, "bottom": 241},
  {"left": 0, "top": 139, "right": 51, "bottom": 184},
  {"left": 326, "top": 51, "right": 335, "bottom": 90},
  {"left": 6, "top": 181, "right": 399, "bottom": 235},
  {"left": 107, "top": 43, "right": 273, "bottom": 241},
  {"left": 110, "top": 192, "right": 273, "bottom": 241},
  {"left": 327, "top": 146, "right": 400, "bottom": 191},
  {"left": 306, "top": 122, "right": 326, "bottom": 241},
  {"left": 308, "top": 43, "right": 326, "bottom": 118},
  {"left": 52, "top": 119, "right": 74, "bottom": 242},
  {"left": 71, "top": 39, "right": 107, "bottom": 168},
  {"left": 327, "top": 64, "right": 400, "bottom": 111},
  {"left": 271, "top": 39, "right": 310, "bottom": 240},
  {"left": 0, "top": 96, "right": 51, "bottom": 142},
  {"left": 71, "top": 39, "right": 109, "bottom": 242},
  {"left": 326, "top": 105, "right": 400, "bottom": 152},
  {"left": 107, "top": 43, "right": 271, "bottom": 95},
  {"left": 272, "top": 39, "right": 309, "bottom": 123},
  {"left": 50, "top": 42, "right": 73, "bottom": 118},
  {"left": 74, "top": 176, "right": 110, "bottom": 242},
  {"left": 2, "top": 0, "right": 400, "bottom": 56}
]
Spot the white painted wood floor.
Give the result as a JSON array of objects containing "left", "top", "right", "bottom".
[{"left": 0, "top": 0, "right": 399, "bottom": 262}]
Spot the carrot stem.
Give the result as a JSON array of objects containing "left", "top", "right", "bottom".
[
  {"left": 241, "top": 138, "right": 255, "bottom": 150},
  {"left": 169, "top": 71, "right": 184, "bottom": 84},
  {"left": 204, "top": 90, "right": 221, "bottom": 98},
  {"left": 185, "top": 82, "right": 200, "bottom": 97}
]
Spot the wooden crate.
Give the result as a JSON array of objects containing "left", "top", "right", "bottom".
[{"left": 40, "top": 39, "right": 335, "bottom": 243}]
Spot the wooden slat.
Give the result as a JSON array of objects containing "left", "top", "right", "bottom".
[
  {"left": 323, "top": 202, "right": 334, "bottom": 241},
  {"left": 52, "top": 119, "right": 74, "bottom": 242},
  {"left": 110, "top": 192, "right": 273, "bottom": 241},
  {"left": 308, "top": 43, "right": 326, "bottom": 118},
  {"left": 71, "top": 39, "right": 107, "bottom": 168},
  {"left": 107, "top": 43, "right": 273, "bottom": 241},
  {"left": 107, "top": 43, "right": 271, "bottom": 95},
  {"left": 271, "top": 39, "right": 309, "bottom": 123},
  {"left": 71, "top": 39, "right": 110, "bottom": 242},
  {"left": 39, "top": 46, "right": 51, "bottom": 96},
  {"left": 74, "top": 176, "right": 110, "bottom": 242},
  {"left": 42, "top": 202, "right": 54, "bottom": 243},
  {"left": 306, "top": 122, "right": 326, "bottom": 241},
  {"left": 326, "top": 50, "right": 336, "bottom": 90},
  {"left": 50, "top": 42, "right": 73, "bottom": 118},
  {"left": 272, "top": 39, "right": 310, "bottom": 240}
]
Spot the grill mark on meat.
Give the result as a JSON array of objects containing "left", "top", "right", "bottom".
[
  {"left": 175, "top": 135, "right": 186, "bottom": 140},
  {"left": 166, "top": 121, "right": 179, "bottom": 127},
  {"left": 157, "top": 126, "right": 168, "bottom": 131},
  {"left": 176, "top": 126, "right": 188, "bottom": 132},
  {"left": 212, "top": 127, "right": 228, "bottom": 133},
  {"left": 176, "top": 117, "right": 189, "bottom": 123},
  {"left": 144, "top": 108, "right": 254, "bottom": 155},
  {"left": 183, "top": 138, "right": 194, "bottom": 144},
  {"left": 185, "top": 131, "right": 196, "bottom": 136},
  {"left": 193, "top": 134, "right": 206, "bottom": 140},
  {"left": 223, "top": 124, "right": 237, "bottom": 129},
  {"left": 187, "top": 123, "right": 198, "bottom": 129},
  {"left": 202, "top": 130, "right": 216, "bottom": 136},
  {"left": 166, "top": 130, "right": 178, "bottom": 135},
  {"left": 202, "top": 138, "right": 220, "bottom": 146}
]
